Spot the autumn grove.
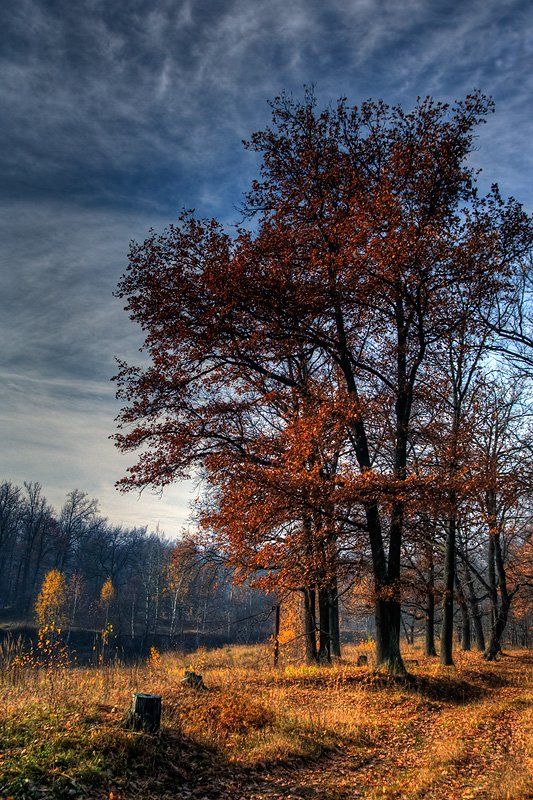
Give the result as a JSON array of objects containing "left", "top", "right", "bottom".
[
  {"left": 113, "top": 91, "right": 532, "bottom": 671},
  {"left": 3, "top": 91, "right": 533, "bottom": 668},
  {"left": 1, "top": 91, "right": 533, "bottom": 800}
]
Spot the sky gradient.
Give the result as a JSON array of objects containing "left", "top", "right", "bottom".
[{"left": 1, "top": 0, "right": 531, "bottom": 532}]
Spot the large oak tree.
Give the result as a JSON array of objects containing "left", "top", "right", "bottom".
[{"left": 115, "top": 91, "right": 532, "bottom": 672}]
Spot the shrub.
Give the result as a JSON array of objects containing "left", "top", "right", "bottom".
[{"left": 194, "top": 692, "right": 274, "bottom": 737}]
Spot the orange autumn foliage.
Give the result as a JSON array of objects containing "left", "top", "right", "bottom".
[{"left": 114, "top": 90, "right": 532, "bottom": 670}]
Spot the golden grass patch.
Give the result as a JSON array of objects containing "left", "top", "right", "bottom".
[{"left": 0, "top": 642, "right": 531, "bottom": 799}]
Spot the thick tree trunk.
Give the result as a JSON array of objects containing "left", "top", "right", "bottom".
[
  {"left": 472, "top": 608, "right": 485, "bottom": 652},
  {"left": 346, "top": 396, "right": 405, "bottom": 673},
  {"left": 485, "top": 530, "right": 512, "bottom": 660},
  {"left": 375, "top": 596, "right": 404, "bottom": 673},
  {"left": 376, "top": 501, "right": 405, "bottom": 674},
  {"left": 367, "top": 500, "right": 404, "bottom": 673},
  {"left": 349, "top": 417, "right": 405, "bottom": 673},
  {"left": 440, "top": 512, "right": 456, "bottom": 665},
  {"left": 303, "top": 587, "right": 317, "bottom": 663},
  {"left": 484, "top": 598, "right": 510, "bottom": 660}
]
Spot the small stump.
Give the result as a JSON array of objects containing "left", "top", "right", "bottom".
[
  {"left": 128, "top": 692, "right": 162, "bottom": 733},
  {"left": 181, "top": 670, "right": 206, "bottom": 690}
]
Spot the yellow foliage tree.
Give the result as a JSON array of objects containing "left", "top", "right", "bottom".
[
  {"left": 99, "top": 578, "right": 115, "bottom": 627},
  {"left": 100, "top": 577, "right": 115, "bottom": 607},
  {"left": 35, "top": 569, "right": 68, "bottom": 628}
]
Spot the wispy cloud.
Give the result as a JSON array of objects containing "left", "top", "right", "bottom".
[
  {"left": 0, "top": 0, "right": 531, "bottom": 527},
  {"left": 3, "top": 0, "right": 530, "bottom": 210}
]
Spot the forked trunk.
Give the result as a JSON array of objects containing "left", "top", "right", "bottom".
[
  {"left": 484, "top": 530, "right": 513, "bottom": 660},
  {"left": 350, "top": 407, "right": 406, "bottom": 673},
  {"left": 365, "top": 501, "right": 405, "bottom": 674}
]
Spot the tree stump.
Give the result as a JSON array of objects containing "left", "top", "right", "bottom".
[
  {"left": 181, "top": 669, "right": 206, "bottom": 690},
  {"left": 128, "top": 692, "right": 162, "bottom": 732},
  {"left": 356, "top": 654, "right": 368, "bottom": 666}
]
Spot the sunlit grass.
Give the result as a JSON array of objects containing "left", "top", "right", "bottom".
[{"left": 0, "top": 640, "right": 531, "bottom": 799}]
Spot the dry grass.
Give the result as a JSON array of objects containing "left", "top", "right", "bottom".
[{"left": 0, "top": 640, "right": 531, "bottom": 799}]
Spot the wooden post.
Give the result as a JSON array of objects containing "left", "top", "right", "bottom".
[
  {"left": 273, "top": 603, "right": 280, "bottom": 667},
  {"left": 129, "top": 692, "right": 161, "bottom": 732}
]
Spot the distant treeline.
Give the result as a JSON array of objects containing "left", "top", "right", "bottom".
[
  {"left": 1, "top": 480, "right": 529, "bottom": 665},
  {"left": 0, "top": 481, "right": 272, "bottom": 647}
]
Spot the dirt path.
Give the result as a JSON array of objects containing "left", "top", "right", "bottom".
[
  {"left": 230, "top": 706, "right": 529, "bottom": 800},
  {"left": 194, "top": 656, "right": 532, "bottom": 800},
  {"left": 236, "top": 702, "right": 442, "bottom": 800}
]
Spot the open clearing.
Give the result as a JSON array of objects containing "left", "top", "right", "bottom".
[{"left": 1, "top": 644, "right": 531, "bottom": 800}]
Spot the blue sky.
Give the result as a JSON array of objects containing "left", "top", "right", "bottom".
[{"left": 0, "top": 0, "right": 531, "bottom": 531}]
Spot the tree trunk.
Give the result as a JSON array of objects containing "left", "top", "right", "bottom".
[
  {"left": 455, "top": 575, "right": 471, "bottom": 651},
  {"left": 375, "top": 500, "right": 405, "bottom": 674},
  {"left": 329, "top": 582, "right": 341, "bottom": 658},
  {"left": 303, "top": 587, "right": 317, "bottom": 663},
  {"left": 401, "top": 613, "right": 414, "bottom": 645},
  {"left": 461, "top": 609, "right": 471, "bottom": 651},
  {"left": 152, "top": 581, "right": 160, "bottom": 635},
  {"left": 375, "top": 595, "right": 404, "bottom": 673},
  {"left": 67, "top": 581, "right": 80, "bottom": 643},
  {"left": 350, "top": 408, "right": 405, "bottom": 673},
  {"left": 317, "top": 588, "right": 331, "bottom": 663},
  {"left": 440, "top": 512, "right": 456, "bottom": 666},
  {"left": 484, "top": 598, "right": 510, "bottom": 660},
  {"left": 487, "top": 531, "right": 498, "bottom": 630},
  {"left": 273, "top": 603, "right": 280, "bottom": 667},
  {"left": 170, "top": 591, "right": 178, "bottom": 641},
  {"left": 485, "top": 530, "right": 512, "bottom": 660},
  {"left": 425, "top": 556, "right": 437, "bottom": 656},
  {"left": 130, "top": 597, "right": 136, "bottom": 639},
  {"left": 464, "top": 560, "right": 485, "bottom": 652}
]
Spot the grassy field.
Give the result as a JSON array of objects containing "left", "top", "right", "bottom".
[{"left": 0, "top": 641, "right": 531, "bottom": 799}]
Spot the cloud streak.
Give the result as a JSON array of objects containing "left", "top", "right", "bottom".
[{"left": 0, "top": 0, "right": 531, "bottom": 530}]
